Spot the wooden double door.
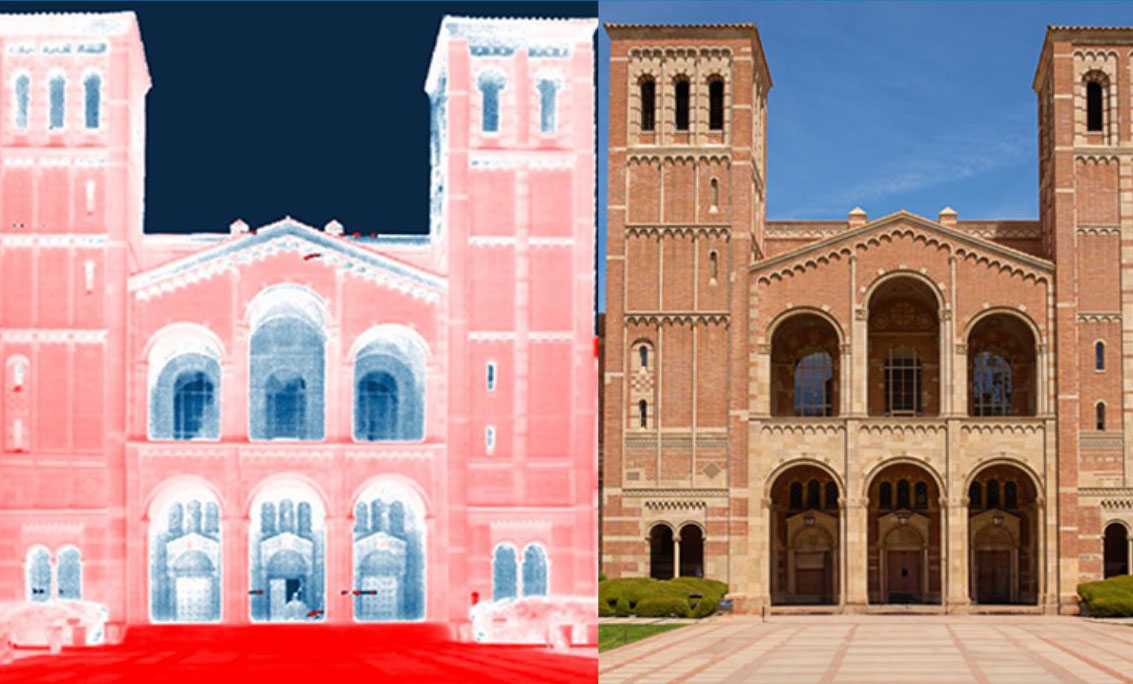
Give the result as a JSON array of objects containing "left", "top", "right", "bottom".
[
  {"left": 976, "top": 550, "right": 1011, "bottom": 604},
  {"left": 886, "top": 550, "right": 921, "bottom": 603}
]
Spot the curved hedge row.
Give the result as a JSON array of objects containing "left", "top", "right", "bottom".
[
  {"left": 1078, "top": 575, "right": 1133, "bottom": 617},
  {"left": 598, "top": 577, "right": 728, "bottom": 618}
]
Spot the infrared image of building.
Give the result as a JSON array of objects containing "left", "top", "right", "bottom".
[{"left": 0, "top": 12, "right": 597, "bottom": 640}]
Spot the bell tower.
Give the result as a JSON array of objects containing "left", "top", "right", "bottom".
[{"left": 1034, "top": 26, "right": 1133, "bottom": 608}]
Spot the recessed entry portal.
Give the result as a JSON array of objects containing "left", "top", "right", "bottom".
[{"left": 769, "top": 464, "right": 841, "bottom": 605}]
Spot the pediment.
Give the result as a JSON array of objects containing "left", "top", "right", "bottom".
[
  {"left": 129, "top": 218, "right": 446, "bottom": 303},
  {"left": 753, "top": 211, "right": 1053, "bottom": 283}
]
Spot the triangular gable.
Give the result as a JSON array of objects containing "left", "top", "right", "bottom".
[
  {"left": 753, "top": 210, "right": 1053, "bottom": 280},
  {"left": 129, "top": 218, "right": 447, "bottom": 303}
]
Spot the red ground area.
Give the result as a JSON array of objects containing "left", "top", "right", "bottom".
[{"left": 0, "top": 625, "right": 597, "bottom": 683}]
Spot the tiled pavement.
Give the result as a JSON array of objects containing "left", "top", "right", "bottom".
[
  {"left": 0, "top": 625, "right": 597, "bottom": 684},
  {"left": 598, "top": 615, "right": 1133, "bottom": 684}
]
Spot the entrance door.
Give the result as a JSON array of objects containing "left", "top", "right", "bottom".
[
  {"left": 361, "top": 575, "right": 399, "bottom": 621},
  {"left": 794, "top": 552, "right": 828, "bottom": 602},
  {"left": 175, "top": 577, "right": 211, "bottom": 622},
  {"left": 977, "top": 550, "right": 1011, "bottom": 604},
  {"left": 887, "top": 550, "right": 920, "bottom": 603}
]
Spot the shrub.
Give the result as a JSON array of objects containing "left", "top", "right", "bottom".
[
  {"left": 599, "top": 572, "right": 607, "bottom": 583},
  {"left": 598, "top": 577, "right": 729, "bottom": 619},
  {"left": 635, "top": 598, "right": 690, "bottom": 618},
  {"left": 598, "top": 600, "right": 615, "bottom": 617},
  {"left": 1078, "top": 575, "right": 1133, "bottom": 617}
]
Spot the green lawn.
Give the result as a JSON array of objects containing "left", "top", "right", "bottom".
[{"left": 598, "top": 623, "right": 687, "bottom": 652}]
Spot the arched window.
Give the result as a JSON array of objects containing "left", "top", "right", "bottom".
[
  {"left": 1097, "top": 401, "right": 1107, "bottom": 431},
  {"left": 1004, "top": 481, "right": 1018, "bottom": 510},
  {"left": 26, "top": 546, "right": 51, "bottom": 602},
  {"left": 173, "top": 371, "right": 214, "bottom": 440},
  {"left": 57, "top": 547, "right": 81, "bottom": 599},
  {"left": 708, "top": 251, "right": 718, "bottom": 281},
  {"left": 13, "top": 73, "right": 29, "bottom": 130},
  {"left": 1096, "top": 341, "right": 1106, "bottom": 371},
  {"left": 639, "top": 345, "right": 648, "bottom": 369},
  {"left": 478, "top": 72, "right": 505, "bottom": 133},
  {"left": 1087, "top": 80, "right": 1103, "bottom": 132},
  {"left": 971, "top": 351, "right": 1013, "bottom": 416},
  {"left": 674, "top": 79, "right": 690, "bottom": 130},
  {"left": 709, "top": 178, "right": 719, "bottom": 211},
  {"left": 352, "top": 329, "right": 425, "bottom": 442},
  {"left": 486, "top": 362, "right": 497, "bottom": 391},
  {"left": 879, "top": 481, "right": 893, "bottom": 509},
  {"left": 885, "top": 347, "right": 922, "bottom": 416},
  {"left": 986, "top": 479, "right": 1000, "bottom": 509},
  {"left": 264, "top": 374, "right": 305, "bottom": 439},
  {"left": 356, "top": 372, "right": 397, "bottom": 441},
  {"left": 969, "top": 481, "right": 982, "bottom": 510},
  {"left": 150, "top": 348, "right": 221, "bottom": 441},
  {"left": 824, "top": 481, "right": 838, "bottom": 510},
  {"left": 795, "top": 351, "right": 833, "bottom": 417},
  {"left": 639, "top": 78, "right": 656, "bottom": 132},
  {"left": 638, "top": 399, "right": 648, "bottom": 429},
  {"left": 249, "top": 291, "right": 326, "bottom": 441},
  {"left": 521, "top": 544, "right": 548, "bottom": 596},
  {"left": 492, "top": 545, "right": 518, "bottom": 600},
  {"left": 48, "top": 72, "right": 65, "bottom": 130},
  {"left": 83, "top": 72, "right": 100, "bottom": 129},
  {"left": 806, "top": 479, "right": 821, "bottom": 509},
  {"left": 789, "top": 481, "right": 803, "bottom": 510},
  {"left": 485, "top": 425, "right": 496, "bottom": 453},
  {"left": 914, "top": 481, "right": 928, "bottom": 510},
  {"left": 897, "top": 479, "right": 911, "bottom": 509},
  {"left": 708, "top": 78, "right": 724, "bottom": 130},
  {"left": 537, "top": 79, "right": 558, "bottom": 133}
]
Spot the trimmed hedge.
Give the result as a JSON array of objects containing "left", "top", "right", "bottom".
[
  {"left": 598, "top": 577, "right": 728, "bottom": 619},
  {"left": 1078, "top": 575, "right": 1133, "bottom": 617}
]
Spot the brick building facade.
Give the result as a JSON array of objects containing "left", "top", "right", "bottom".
[{"left": 602, "top": 22, "right": 1133, "bottom": 614}]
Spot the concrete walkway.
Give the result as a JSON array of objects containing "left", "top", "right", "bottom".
[{"left": 599, "top": 615, "right": 1133, "bottom": 684}]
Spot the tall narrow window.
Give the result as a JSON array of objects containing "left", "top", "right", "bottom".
[
  {"left": 485, "top": 425, "right": 496, "bottom": 453},
  {"left": 1096, "top": 341, "right": 1106, "bottom": 371},
  {"left": 173, "top": 371, "right": 214, "bottom": 441},
  {"left": 709, "top": 178, "right": 719, "bottom": 212},
  {"left": 879, "top": 481, "right": 893, "bottom": 509},
  {"left": 1097, "top": 402, "right": 1106, "bottom": 430},
  {"left": 674, "top": 79, "right": 690, "bottom": 130},
  {"left": 639, "top": 346, "right": 648, "bottom": 369},
  {"left": 56, "top": 547, "right": 82, "bottom": 600},
  {"left": 708, "top": 79, "right": 724, "bottom": 130},
  {"left": 794, "top": 351, "right": 833, "bottom": 417},
  {"left": 708, "top": 251, "right": 718, "bottom": 281},
  {"left": 986, "top": 479, "right": 1000, "bottom": 509},
  {"left": 789, "top": 482, "right": 803, "bottom": 510},
  {"left": 914, "top": 481, "right": 928, "bottom": 510},
  {"left": 356, "top": 371, "right": 398, "bottom": 441},
  {"left": 266, "top": 374, "right": 306, "bottom": 439},
  {"left": 824, "top": 482, "right": 838, "bottom": 510},
  {"left": 48, "top": 73, "right": 65, "bottom": 130},
  {"left": 639, "top": 78, "right": 655, "bottom": 132},
  {"left": 1087, "top": 80, "right": 1103, "bottom": 132},
  {"left": 26, "top": 547, "right": 51, "bottom": 602},
  {"left": 896, "top": 479, "right": 911, "bottom": 509},
  {"left": 885, "top": 347, "right": 922, "bottom": 416},
  {"left": 971, "top": 351, "right": 1012, "bottom": 416},
  {"left": 521, "top": 544, "right": 548, "bottom": 597},
  {"left": 537, "top": 79, "right": 558, "bottom": 133},
  {"left": 83, "top": 72, "right": 100, "bottom": 129},
  {"left": 14, "top": 74, "right": 29, "bottom": 130},
  {"left": 638, "top": 399, "right": 648, "bottom": 428},
  {"left": 806, "top": 479, "right": 821, "bottom": 509},
  {"left": 968, "top": 481, "right": 982, "bottom": 510},
  {"left": 492, "top": 545, "right": 518, "bottom": 600},
  {"left": 486, "top": 361, "right": 497, "bottom": 391},
  {"left": 1004, "top": 481, "right": 1018, "bottom": 510},
  {"left": 478, "top": 72, "right": 505, "bottom": 133}
]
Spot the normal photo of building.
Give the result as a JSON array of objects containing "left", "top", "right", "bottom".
[
  {"left": 0, "top": 10, "right": 598, "bottom": 640},
  {"left": 601, "top": 21, "right": 1133, "bottom": 614}
]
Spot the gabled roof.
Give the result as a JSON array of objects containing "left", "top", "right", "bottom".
[
  {"left": 129, "top": 218, "right": 446, "bottom": 303},
  {"left": 752, "top": 210, "right": 1053, "bottom": 278}
]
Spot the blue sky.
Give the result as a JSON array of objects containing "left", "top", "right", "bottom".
[{"left": 596, "top": 1, "right": 1133, "bottom": 308}]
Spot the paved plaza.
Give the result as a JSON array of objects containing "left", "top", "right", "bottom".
[{"left": 599, "top": 615, "right": 1133, "bottom": 684}]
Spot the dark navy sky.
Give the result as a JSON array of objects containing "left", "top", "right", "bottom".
[{"left": 3, "top": 2, "right": 595, "bottom": 235}]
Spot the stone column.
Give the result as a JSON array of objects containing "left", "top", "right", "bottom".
[
  {"left": 326, "top": 516, "right": 351, "bottom": 624},
  {"left": 946, "top": 497, "right": 969, "bottom": 610},
  {"left": 845, "top": 497, "right": 869, "bottom": 610},
  {"left": 673, "top": 534, "right": 681, "bottom": 579},
  {"left": 223, "top": 515, "right": 248, "bottom": 624},
  {"left": 1127, "top": 532, "right": 1132, "bottom": 575}
]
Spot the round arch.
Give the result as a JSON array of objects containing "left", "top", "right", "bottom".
[
  {"left": 144, "top": 475, "right": 226, "bottom": 521},
  {"left": 349, "top": 475, "right": 432, "bottom": 520},
  {"left": 1104, "top": 518, "right": 1133, "bottom": 534},
  {"left": 861, "top": 457, "right": 946, "bottom": 501},
  {"left": 765, "top": 306, "right": 846, "bottom": 346},
  {"left": 245, "top": 473, "right": 329, "bottom": 520},
  {"left": 144, "top": 323, "right": 225, "bottom": 391},
  {"left": 964, "top": 457, "right": 1044, "bottom": 495},
  {"left": 764, "top": 458, "right": 845, "bottom": 502},
  {"left": 962, "top": 307, "right": 1043, "bottom": 344},
  {"left": 675, "top": 520, "right": 706, "bottom": 538},
  {"left": 862, "top": 270, "right": 946, "bottom": 312},
  {"left": 245, "top": 282, "right": 328, "bottom": 331},
  {"left": 348, "top": 324, "right": 430, "bottom": 366}
]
